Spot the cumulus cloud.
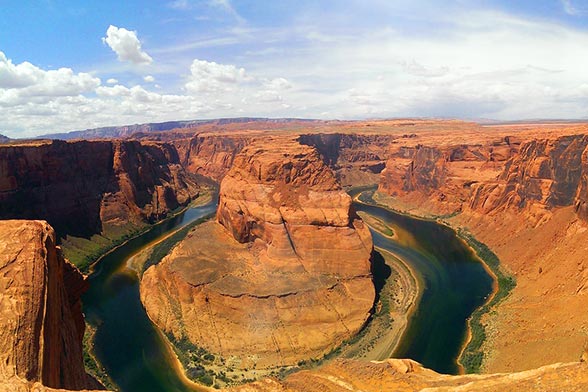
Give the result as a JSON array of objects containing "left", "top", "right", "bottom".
[
  {"left": 102, "top": 25, "right": 153, "bottom": 65},
  {"left": 0, "top": 51, "right": 100, "bottom": 105},
  {"left": 0, "top": 51, "right": 292, "bottom": 137},
  {"left": 144, "top": 75, "right": 155, "bottom": 82},
  {"left": 185, "top": 59, "right": 249, "bottom": 93}
]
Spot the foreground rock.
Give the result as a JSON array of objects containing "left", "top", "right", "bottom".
[
  {"left": 229, "top": 358, "right": 588, "bottom": 392},
  {"left": 141, "top": 139, "right": 375, "bottom": 374},
  {"left": 0, "top": 220, "right": 105, "bottom": 391}
]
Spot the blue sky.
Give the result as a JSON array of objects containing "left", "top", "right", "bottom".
[{"left": 0, "top": 0, "right": 587, "bottom": 137}]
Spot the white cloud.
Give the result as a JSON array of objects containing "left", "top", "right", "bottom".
[
  {"left": 106, "top": 78, "right": 118, "bottom": 84},
  {"left": 560, "top": 0, "right": 585, "bottom": 15},
  {"left": 185, "top": 59, "right": 248, "bottom": 93},
  {"left": 167, "top": 0, "right": 244, "bottom": 23},
  {"left": 0, "top": 51, "right": 100, "bottom": 106},
  {"left": 0, "top": 52, "right": 292, "bottom": 137},
  {"left": 263, "top": 77, "right": 292, "bottom": 90},
  {"left": 102, "top": 25, "right": 153, "bottom": 65},
  {"left": 3, "top": 5, "right": 588, "bottom": 138},
  {"left": 208, "top": 0, "right": 245, "bottom": 23},
  {"left": 144, "top": 75, "right": 155, "bottom": 82}
]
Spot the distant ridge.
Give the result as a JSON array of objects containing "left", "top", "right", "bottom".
[
  {"left": 39, "top": 117, "right": 318, "bottom": 140},
  {"left": 0, "top": 134, "right": 10, "bottom": 144}
]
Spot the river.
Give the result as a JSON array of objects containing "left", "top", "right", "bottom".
[
  {"left": 352, "top": 188, "right": 494, "bottom": 374},
  {"left": 82, "top": 188, "right": 493, "bottom": 391}
]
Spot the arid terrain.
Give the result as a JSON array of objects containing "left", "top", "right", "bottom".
[{"left": 2, "top": 118, "right": 588, "bottom": 391}]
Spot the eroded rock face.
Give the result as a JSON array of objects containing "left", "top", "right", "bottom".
[
  {"left": 229, "top": 359, "right": 588, "bottom": 392},
  {"left": 0, "top": 140, "right": 198, "bottom": 238},
  {"left": 178, "top": 134, "right": 250, "bottom": 181},
  {"left": 468, "top": 135, "right": 588, "bottom": 223},
  {"left": 141, "top": 139, "right": 375, "bottom": 370},
  {"left": 0, "top": 220, "right": 101, "bottom": 391},
  {"left": 378, "top": 140, "right": 517, "bottom": 214},
  {"left": 298, "top": 133, "right": 394, "bottom": 186}
]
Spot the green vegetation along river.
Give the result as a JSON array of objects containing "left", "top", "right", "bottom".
[
  {"left": 82, "top": 188, "right": 493, "bottom": 391},
  {"left": 352, "top": 188, "right": 494, "bottom": 374},
  {"left": 82, "top": 200, "right": 217, "bottom": 392}
]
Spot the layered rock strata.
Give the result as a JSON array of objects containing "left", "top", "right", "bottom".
[
  {"left": 378, "top": 138, "right": 519, "bottom": 215},
  {"left": 298, "top": 133, "right": 394, "bottom": 186},
  {"left": 178, "top": 134, "right": 250, "bottom": 181},
  {"left": 0, "top": 220, "right": 104, "bottom": 391},
  {"left": 141, "top": 139, "right": 375, "bottom": 370},
  {"left": 230, "top": 358, "right": 588, "bottom": 392},
  {"left": 376, "top": 131, "right": 588, "bottom": 372},
  {"left": 468, "top": 134, "right": 588, "bottom": 224},
  {"left": 0, "top": 140, "right": 198, "bottom": 238}
]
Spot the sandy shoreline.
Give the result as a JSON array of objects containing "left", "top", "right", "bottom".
[
  {"left": 371, "top": 190, "right": 502, "bottom": 374},
  {"left": 374, "top": 246, "right": 422, "bottom": 358}
]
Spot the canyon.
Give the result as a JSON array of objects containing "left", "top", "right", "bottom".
[
  {"left": 2, "top": 118, "right": 588, "bottom": 391},
  {"left": 140, "top": 139, "right": 375, "bottom": 377},
  {"left": 0, "top": 139, "right": 199, "bottom": 268}
]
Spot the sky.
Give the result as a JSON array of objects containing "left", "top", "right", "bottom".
[{"left": 0, "top": 0, "right": 587, "bottom": 138}]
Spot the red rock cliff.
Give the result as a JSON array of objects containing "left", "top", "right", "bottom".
[
  {"left": 378, "top": 139, "right": 518, "bottom": 214},
  {"left": 0, "top": 140, "right": 198, "bottom": 238},
  {"left": 0, "top": 220, "right": 102, "bottom": 391},
  {"left": 468, "top": 135, "right": 588, "bottom": 223}
]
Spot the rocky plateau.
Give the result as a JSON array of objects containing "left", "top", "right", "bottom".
[{"left": 141, "top": 138, "right": 375, "bottom": 371}]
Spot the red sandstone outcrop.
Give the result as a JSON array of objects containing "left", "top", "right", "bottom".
[
  {"left": 229, "top": 358, "right": 588, "bottom": 392},
  {"left": 141, "top": 139, "right": 375, "bottom": 371},
  {"left": 178, "top": 134, "right": 250, "bottom": 181},
  {"left": 0, "top": 140, "right": 199, "bottom": 239},
  {"left": 0, "top": 220, "right": 104, "bottom": 391},
  {"left": 468, "top": 135, "right": 588, "bottom": 224},
  {"left": 378, "top": 139, "right": 518, "bottom": 214},
  {"left": 298, "top": 133, "right": 394, "bottom": 186}
]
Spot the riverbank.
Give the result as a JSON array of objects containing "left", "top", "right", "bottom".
[
  {"left": 134, "top": 191, "right": 421, "bottom": 389},
  {"left": 62, "top": 189, "right": 214, "bottom": 272},
  {"left": 342, "top": 246, "right": 421, "bottom": 361},
  {"left": 371, "top": 190, "right": 514, "bottom": 374}
]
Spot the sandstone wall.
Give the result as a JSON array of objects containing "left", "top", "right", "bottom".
[
  {"left": 377, "top": 139, "right": 518, "bottom": 214},
  {"left": 178, "top": 134, "right": 250, "bottom": 181},
  {"left": 298, "top": 133, "right": 394, "bottom": 186},
  {"left": 142, "top": 139, "right": 375, "bottom": 370},
  {"left": 0, "top": 140, "right": 198, "bottom": 238},
  {"left": 468, "top": 134, "right": 588, "bottom": 223},
  {"left": 0, "top": 220, "right": 102, "bottom": 391}
]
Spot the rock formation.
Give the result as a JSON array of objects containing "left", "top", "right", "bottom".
[
  {"left": 378, "top": 139, "right": 517, "bottom": 214},
  {"left": 298, "top": 133, "right": 393, "bottom": 186},
  {"left": 230, "top": 358, "right": 588, "bottom": 392},
  {"left": 374, "top": 127, "right": 588, "bottom": 373},
  {"left": 178, "top": 134, "right": 250, "bottom": 181},
  {"left": 0, "top": 139, "right": 198, "bottom": 240},
  {"left": 468, "top": 134, "right": 588, "bottom": 224},
  {"left": 141, "top": 139, "right": 375, "bottom": 371},
  {"left": 0, "top": 220, "right": 104, "bottom": 391}
]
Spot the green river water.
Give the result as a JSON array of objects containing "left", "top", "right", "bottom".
[{"left": 82, "top": 189, "right": 493, "bottom": 391}]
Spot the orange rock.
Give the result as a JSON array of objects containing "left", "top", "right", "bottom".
[
  {"left": 228, "top": 358, "right": 588, "bottom": 392},
  {"left": 141, "top": 138, "right": 375, "bottom": 370},
  {"left": 0, "top": 220, "right": 104, "bottom": 391},
  {"left": 0, "top": 140, "right": 199, "bottom": 238}
]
